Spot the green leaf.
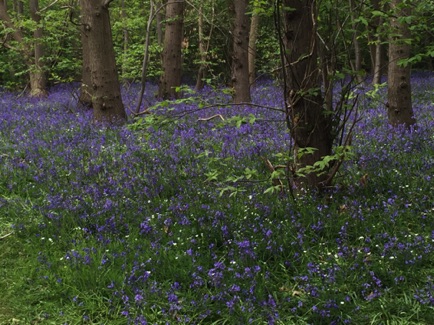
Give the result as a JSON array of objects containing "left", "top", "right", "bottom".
[
  {"left": 219, "top": 186, "right": 238, "bottom": 197},
  {"left": 371, "top": 10, "right": 388, "bottom": 18},
  {"left": 205, "top": 170, "right": 220, "bottom": 182}
]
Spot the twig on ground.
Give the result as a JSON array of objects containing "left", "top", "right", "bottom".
[
  {"left": 197, "top": 114, "right": 225, "bottom": 121},
  {"left": 0, "top": 232, "right": 13, "bottom": 240}
]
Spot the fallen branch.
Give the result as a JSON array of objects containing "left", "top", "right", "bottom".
[
  {"left": 197, "top": 114, "right": 225, "bottom": 121},
  {"left": 0, "top": 232, "right": 12, "bottom": 240}
]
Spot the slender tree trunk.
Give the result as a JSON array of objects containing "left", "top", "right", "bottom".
[
  {"left": 29, "top": 0, "right": 47, "bottom": 97},
  {"left": 80, "top": 0, "right": 126, "bottom": 124},
  {"left": 0, "top": 1, "right": 25, "bottom": 47},
  {"left": 231, "top": 0, "right": 251, "bottom": 103},
  {"left": 121, "top": 0, "right": 129, "bottom": 79},
  {"left": 349, "top": 0, "right": 363, "bottom": 83},
  {"left": 13, "top": 0, "right": 23, "bottom": 14},
  {"left": 0, "top": 0, "right": 46, "bottom": 96},
  {"left": 156, "top": 0, "right": 164, "bottom": 45},
  {"left": 369, "top": 0, "right": 383, "bottom": 85},
  {"left": 135, "top": 0, "right": 155, "bottom": 113},
  {"left": 195, "top": 2, "right": 206, "bottom": 91},
  {"left": 248, "top": 11, "right": 260, "bottom": 86},
  {"left": 158, "top": 0, "right": 185, "bottom": 99},
  {"left": 372, "top": 36, "right": 382, "bottom": 85},
  {"left": 387, "top": 0, "right": 416, "bottom": 128},
  {"left": 282, "top": 0, "right": 332, "bottom": 187}
]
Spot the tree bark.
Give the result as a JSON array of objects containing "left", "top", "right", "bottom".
[
  {"left": 158, "top": 0, "right": 185, "bottom": 99},
  {"left": 29, "top": 0, "right": 47, "bottom": 97},
  {"left": 369, "top": 0, "right": 384, "bottom": 85},
  {"left": 349, "top": 0, "right": 363, "bottom": 83},
  {"left": 80, "top": 0, "right": 126, "bottom": 124},
  {"left": 231, "top": 0, "right": 251, "bottom": 103},
  {"left": 387, "top": 0, "right": 416, "bottom": 128},
  {"left": 371, "top": 34, "right": 383, "bottom": 85},
  {"left": 156, "top": 0, "right": 164, "bottom": 46},
  {"left": 282, "top": 0, "right": 333, "bottom": 187},
  {"left": 79, "top": 10, "right": 93, "bottom": 108},
  {"left": 248, "top": 11, "right": 260, "bottom": 86}
]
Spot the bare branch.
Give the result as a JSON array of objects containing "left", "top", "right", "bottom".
[
  {"left": 197, "top": 114, "right": 225, "bottom": 121},
  {"left": 40, "top": 0, "right": 61, "bottom": 12},
  {"left": 0, "top": 232, "right": 12, "bottom": 240}
]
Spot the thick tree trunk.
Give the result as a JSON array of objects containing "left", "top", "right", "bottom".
[
  {"left": 231, "top": 0, "right": 251, "bottom": 103},
  {"left": 80, "top": 0, "right": 126, "bottom": 124},
  {"left": 29, "top": 0, "right": 47, "bottom": 97},
  {"left": 248, "top": 12, "right": 260, "bottom": 86},
  {"left": 158, "top": 0, "right": 185, "bottom": 99},
  {"left": 282, "top": 0, "right": 333, "bottom": 187},
  {"left": 387, "top": 0, "right": 416, "bottom": 128}
]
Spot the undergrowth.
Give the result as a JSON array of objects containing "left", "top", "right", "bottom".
[{"left": 1, "top": 77, "right": 434, "bottom": 324}]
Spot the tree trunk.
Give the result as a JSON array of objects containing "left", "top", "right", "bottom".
[
  {"left": 248, "top": 11, "right": 260, "bottom": 86},
  {"left": 387, "top": 0, "right": 416, "bottom": 128},
  {"left": 13, "top": 0, "right": 23, "bottom": 14},
  {"left": 195, "top": 2, "right": 206, "bottom": 91},
  {"left": 282, "top": 0, "right": 333, "bottom": 187},
  {"left": 29, "top": 0, "right": 47, "bottom": 97},
  {"left": 158, "top": 0, "right": 185, "bottom": 99},
  {"left": 371, "top": 35, "right": 382, "bottom": 85},
  {"left": 80, "top": 0, "right": 126, "bottom": 124},
  {"left": 0, "top": 0, "right": 46, "bottom": 96},
  {"left": 369, "top": 0, "right": 383, "bottom": 85},
  {"left": 349, "top": 0, "right": 363, "bottom": 83},
  {"left": 135, "top": 0, "right": 155, "bottom": 113},
  {"left": 121, "top": 0, "right": 128, "bottom": 79},
  {"left": 79, "top": 10, "right": 93, "bottom": 108},
  {"left": 231, "top": 0, "right": 251, "bottom": 103},
  {"left": 156, "top": 0, "right": 164, "bottom": 46}
]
